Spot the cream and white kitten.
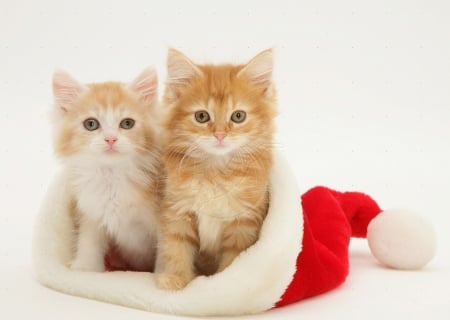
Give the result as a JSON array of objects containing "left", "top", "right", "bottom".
[{"left": 51, "top": 68, "right": 161, "bottom": 272}]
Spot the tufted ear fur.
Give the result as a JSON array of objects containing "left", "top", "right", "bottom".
[
  {"left": 237, "top": 49, "right": 273, "bottom": 91},
  {"left": 166, "top": 48, "right": 203, "bottom": 91},
  {"left": 52, "top": 70, "right": 86, "bottom": 111},
  {"left": 128, "top": 67, "right": 158, "bottom": 105}
]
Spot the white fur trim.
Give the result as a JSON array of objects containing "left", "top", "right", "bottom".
[{"left": 32, "top": 151, "right": 303, "bottom": 316}]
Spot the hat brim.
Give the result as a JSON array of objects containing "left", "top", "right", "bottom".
[{"left": 32, "top": 151, "right": 303, "bottom": 316}]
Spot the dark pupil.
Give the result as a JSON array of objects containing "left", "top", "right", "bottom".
[
  {"left": 199, "top": 113, "right": 206, "bottom": 120},
  {"left": 235, "top": 112, "right": 241, "bottom": 119},
  {"left": 88, "top": 120, "right": 95, "bottom": 128},
  {"left": 124, "top": 120, "right": 130, "bottom": 126}
]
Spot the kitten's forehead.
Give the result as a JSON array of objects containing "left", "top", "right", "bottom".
[
  {"left": 207, "top": 96, "right": 232, "bottom": 110},
  {"left": 78, "top": 82, "right": 139, "bottom": 111},
  {"left": 193, "top": 96, "right": 246, "bottom": 111},
  {"left": 96, "top": 107, "right": 125, "bottom": 124}
]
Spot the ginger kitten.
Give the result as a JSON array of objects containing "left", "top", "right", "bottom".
[
  {"left": 156, "top": 49, "right": 277, "bottom": 289},
  {"left": 52, "top": 68, "right": 161, "bottom": 272}
]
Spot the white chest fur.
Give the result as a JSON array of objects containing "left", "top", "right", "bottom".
[
  {"left": 175, "top": 178, "right": 242, "bottom": 254},
  {"left": 179, "top": 179, "right": 238, "bottom": 218},
  {"left": 71, "top": 164, "right": 157, "bottom": 257},
  {"left": 76, "top": 167, "right": 132, "bottom": 229},
  {"left": 197, "top": 214, "right": 224, "bottom": 253}
]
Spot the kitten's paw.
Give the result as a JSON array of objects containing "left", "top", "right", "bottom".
[
  {"left": 156, "top": 273, "right": 193, "bottom": 290},
  {"left": 70, "top": 256, "right": 105, "bottom": 272}
]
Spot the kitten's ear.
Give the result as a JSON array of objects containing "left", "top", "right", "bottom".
[
  {"left": 237, "top": 49, "right": 273, "bottom": 90},
  {"left": 166, "top": 48, "right": 203, "bottom": 86},
  {"left": 128, "top": 67, "right": 158, "bottom": 104},
  {"left": 52, "top": 70, "right": 86, "bottom": 111}
]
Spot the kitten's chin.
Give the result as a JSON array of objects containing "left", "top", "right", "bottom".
[
  {"left": 198, "top": 140, "right": 241, "bottom": 157},
  {"left": 99, "top": 150, "right": 130, "bottom": 162},
  {"left": 207, "top": 146, "right": 234, "bottom": 156},
  {"left": 199, "top": 143, "right": 238, "bottom": 157},
  {"left": 86, "top": 149, "right": 130, "bottom": 164},
  {"left": 104, "top": 149, "right": 120, "bottom": 155}
]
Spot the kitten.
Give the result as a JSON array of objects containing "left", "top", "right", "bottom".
[
  {"left": 51, "top": 68, "right": 162, "bottom": 272},
  {"left": 155, "top": 49, "right": 277, "bottom": 289}
]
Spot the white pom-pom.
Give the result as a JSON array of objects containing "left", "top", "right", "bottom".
[{"left": 367, "top": 210, "right": 436, "bottom": 270}]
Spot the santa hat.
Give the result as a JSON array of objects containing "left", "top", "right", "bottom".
[{"left": 32, "top": 152, "right": 436, "bottom": 316}]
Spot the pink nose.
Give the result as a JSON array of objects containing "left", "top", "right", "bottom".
[
  {"left": 214, "top": 132, "right": 227, "bottom": 142},
  {"left": 104, "top": 136, "right": 117, "bottom": 147}
]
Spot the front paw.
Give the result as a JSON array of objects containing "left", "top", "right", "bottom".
[
  {"left": 70, "top": 256, "right": 105, "bottom": 272},
  {"left": 156, "top": 273, "right": 193, "bottom": 290}
]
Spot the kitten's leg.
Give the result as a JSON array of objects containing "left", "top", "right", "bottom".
[
  {"left": 71, "top": 217, "right": 108, "bottom": 272},
  {"left": 155, "top": 211, "right": 198, "bottom": 290},
  {"left": 218, "top": 217, "right": 262, "bottom": 272}
]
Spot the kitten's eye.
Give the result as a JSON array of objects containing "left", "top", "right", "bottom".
[
  {"left": 119, "top": 118, "right": 135, "bottom": 129},
  {"left": 83, "top": 118, "right": 100, "bottom": 131},
  {"left": 230, "top": 111, "right": 246, "bottom": 123},
  {"left": 195, "top": 111, "right": 210, "bottom": 123}
]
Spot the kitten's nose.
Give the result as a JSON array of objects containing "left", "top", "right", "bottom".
[
  {"left": 214, "top": 132, "right": 227, "bottom": 142},
  {"left": 104, "top": 136, "right": 118, "bottom": 146}
]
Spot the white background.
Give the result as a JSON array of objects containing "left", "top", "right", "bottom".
[{"left": 1, "top": 0, "right": 449, "bottom": 319}]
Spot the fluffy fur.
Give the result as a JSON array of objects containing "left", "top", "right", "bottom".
[
  {"left": 51, "top": 68, "right": 162, "bottom": 272},
  {"left": 155, "top": 49, "right": 278, "bottom": 289},
  {"left": 32, "top": 151, "right": 302, "bottom": 316}
]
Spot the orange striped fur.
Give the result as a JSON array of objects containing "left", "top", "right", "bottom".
[{"left": 155, "top": 49, "right": 277, "bottom": 290}]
